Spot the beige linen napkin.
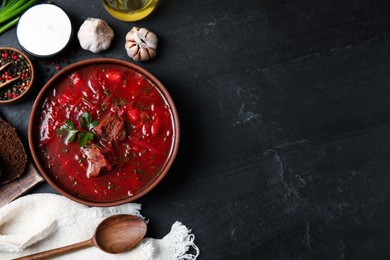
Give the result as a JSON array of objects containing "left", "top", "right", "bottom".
[{"left": 0, "top": 194, "right": 199, "bottom": 259}]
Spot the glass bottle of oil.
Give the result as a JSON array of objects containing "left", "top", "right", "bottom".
[{"left": 103, "top": 0, "right": 158, "bottom": 22}]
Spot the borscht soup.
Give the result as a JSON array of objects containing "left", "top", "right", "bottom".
[{"left": 32, "top": 60, "right": 178, "bottom": 203}]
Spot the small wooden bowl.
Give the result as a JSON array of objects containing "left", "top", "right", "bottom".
[
  {"left": 0, "top": 47, "right": 35, "bottom": 105},
  {"left": 28, "top": 58, "right": 180, "bottom": 206}
]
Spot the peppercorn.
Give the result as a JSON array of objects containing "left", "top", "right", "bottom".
[{"left": 0, "top": 49, "right": 32, "bottom": 101}]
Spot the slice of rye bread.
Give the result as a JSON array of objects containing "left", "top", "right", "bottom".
[{"left": 0, "top": 117, "right": 27, "bottom": 184}]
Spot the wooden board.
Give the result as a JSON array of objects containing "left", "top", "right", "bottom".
[{"left": 0, "top": 162, "right": 44, "bottom": 207}]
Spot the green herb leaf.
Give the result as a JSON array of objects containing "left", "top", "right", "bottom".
[
  {"left": 80, "top": 112, "right": 91, "bottom": 129},
  {"left": 57, "top": 112, "right": 98, "bottom": 147},
  {"left": 90, "top": 120, "right": 98, "bottom": 129},
  {"left": 78, "top": 132, "right": 94, "bottom": 147},
  {"left": 80, "top": 111, "right": 98, "bottom": 130},
  {"left": 65, "top": 129, "right": 78, "bottom": 144},
  {"left": 55, "top": 126, "right": 68, "bottom": 137},
  {"left": 56, "top": 119, "right": 78, "bottom": 144},
  {"left": 65, "top": 119, "right": 76, "bottom": 130}
]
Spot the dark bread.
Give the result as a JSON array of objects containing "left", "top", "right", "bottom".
[{"left": 0, "top": 117, "right": 27, "bottom": 184}]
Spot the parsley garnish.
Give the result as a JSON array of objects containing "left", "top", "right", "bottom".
[
  {"left": 56, "top": 112, "right": 98, "bottom": 147},
  {"left": 56, "top": 119, "right": 78, "bottom": 144},
  {"left": 80, "top": 111, "right": 98, "bottom": 131},
  {"left": 78, "top": 132, "right": 95, "bottom": 147}
]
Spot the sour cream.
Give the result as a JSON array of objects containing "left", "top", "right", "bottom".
[{"left": 16, "top": 4, "right": 72, "bottom": 58}]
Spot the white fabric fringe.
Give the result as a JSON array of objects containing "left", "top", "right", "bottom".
[{"left": 0, "top": 193, "right": 200, "bottom": 260}]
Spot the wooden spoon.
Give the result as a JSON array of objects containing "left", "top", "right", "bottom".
[
  {"left": 15, "top": 214, "right": 147, "bottom": 260},
  {"left": 0, "top": 62, "right": 20, "bottom": 89},
  {"left": 0, "top": 61, "right": 13, "bottom": 72},
  {"left": 0, "top": 75, "right": 21, "bottom": 89}
]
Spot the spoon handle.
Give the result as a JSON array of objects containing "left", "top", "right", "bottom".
[
  {"left": 13, "top": 239, "right": 93, "bottom": 260},
  {"left": 0, "top": 75, "right": 21, "bottom": 89}
]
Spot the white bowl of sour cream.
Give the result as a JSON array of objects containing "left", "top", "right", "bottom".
[{"left": 17, "top": 4, "right": 72, "bottom": 58}]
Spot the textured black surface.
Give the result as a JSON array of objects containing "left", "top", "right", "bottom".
[{"left": 1, "top": 0, "right": 390, "bottom": 259}]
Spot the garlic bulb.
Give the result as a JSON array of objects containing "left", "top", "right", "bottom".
[
  {"left": 77, "top": 18, "right": 114, "bottom": 53},
  {"left": 125, "top": 27, "right": 158, "bottom": 61}
]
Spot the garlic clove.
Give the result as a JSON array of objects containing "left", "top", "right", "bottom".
[
  {"left": 139, "top": 47, "right": 149, "bottom": 61},
  {"left": 148, "top": 48, "right": 157, "bottom": 59},
  {"left": 127, "top": 45, "right": 140, "bottom": 59}
]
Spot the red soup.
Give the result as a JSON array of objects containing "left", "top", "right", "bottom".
[{"left": 35, "top": 63, "right": 176, "bottom": 202}]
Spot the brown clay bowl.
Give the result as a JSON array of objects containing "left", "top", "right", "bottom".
[
  {"left": 28, "top": 58, "right": 179, "bottom": 206},
  {"left": 0, "top": 47, "right": 35, "bottom": 105}
]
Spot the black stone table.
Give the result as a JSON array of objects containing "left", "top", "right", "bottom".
[{"left": 1, "top": 0, "right": 390, "bottom": 258}]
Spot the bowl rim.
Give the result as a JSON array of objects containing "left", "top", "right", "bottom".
[
  {"left": 28, "top": 58, "right": 180, "bottom": 206},
  {"left": 0, "top": 47, "right": 35, "bottom": 105}
]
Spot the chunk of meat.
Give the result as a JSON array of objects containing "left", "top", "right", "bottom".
[
  {"left": 82, "top": 144, "right": 110, "bottom": 178},
  {"left": 93, "top": 113, "right": 126, "bottom": 142}
]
